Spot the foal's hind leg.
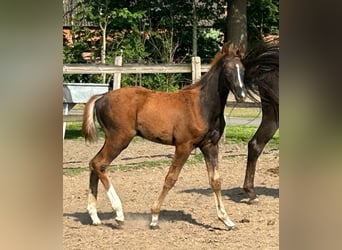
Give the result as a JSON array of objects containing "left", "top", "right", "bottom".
[
  {"left": 87, "top": 170, "right": 101, "bottom": 224},
  {"left": 88, "top": 135, "right": 132, "bottom": 225},
  {"left": 150, "top": 143, "right": 193, "bottom": 229},
  {"left": 243, "top": 110, "right": 278, "bottom": 203},
  {"left": 200, "top": 143, "right": 235, "bottom": 230}
]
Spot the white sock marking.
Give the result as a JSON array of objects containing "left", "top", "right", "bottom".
[
  {"left": 107, "top": 184, "right": 124, "bottom": 221},
  {"left": 150, "top": 214, "right": 159, "bottom": 227},
  {"left": 87, "top": 203, "right": 101, "bottom": 224}
]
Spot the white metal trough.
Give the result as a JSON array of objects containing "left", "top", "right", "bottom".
[{"left": 63, "top": 83, "right": 109, "bottom": 139}]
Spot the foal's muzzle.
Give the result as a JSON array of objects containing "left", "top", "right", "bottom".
[{"left": 234, "top": 86, "right": 247, "bottom": 103}]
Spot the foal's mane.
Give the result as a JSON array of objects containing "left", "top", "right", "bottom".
[
  {"left": 181, "top": 52, "right": 231, "bottom": 91},
  {"left": 210, "top": 52, "right": 227, "bottom": 69},
  {"left": 182, "top": 47, "right": 243, "bottom": 90}
]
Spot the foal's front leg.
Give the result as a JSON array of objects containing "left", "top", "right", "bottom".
[
  {"left": 200, "top": 144, "right": 235, "bottom": 230},
  {"left": 150, "top": 143, "right": 192, "bottom": 229}
]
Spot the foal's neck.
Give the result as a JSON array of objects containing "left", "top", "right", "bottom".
[{"left": 199, "top": 64, "right": 229, "bottom": 122}]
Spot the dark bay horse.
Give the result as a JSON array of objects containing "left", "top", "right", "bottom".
[
  {"left": 242, "top": 40, "right": 279, "bottom": 202},
  {"left": 82, "top": 48, "right": 246, "bottom": 230}
]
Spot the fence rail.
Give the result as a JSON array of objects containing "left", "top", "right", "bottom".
[{"left": 63, "top": 63, "right": 211, "bottom": 74}]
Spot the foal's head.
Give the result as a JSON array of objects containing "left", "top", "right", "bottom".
[
  {"left": 218, "top": 45, "right": 247, "bottom": 102},
  {"left": 223, "top": 56, "right": 246, "bottom": 102}
]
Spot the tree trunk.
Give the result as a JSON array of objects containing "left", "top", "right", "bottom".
[
  {"left": 225, "top": 0, "right": 247, "bottom": 52},
  {"left": 192, "top": 0, "right": 198, "bottom": 57}
]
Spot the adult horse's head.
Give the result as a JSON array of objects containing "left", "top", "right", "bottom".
[{"left": 221, "top": 45, "right": 247, "bottom": 102}]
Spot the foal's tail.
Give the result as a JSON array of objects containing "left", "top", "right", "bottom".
[{"left": 82, "top": 94, "right": 105, "bottom": 143}]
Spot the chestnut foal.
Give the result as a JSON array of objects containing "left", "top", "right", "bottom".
[{"left": 82, "top": 49, "right": 246, "bottom": 230}]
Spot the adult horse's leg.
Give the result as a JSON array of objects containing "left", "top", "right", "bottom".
[
  {"left": 200, "top": 143, "right": 235, "bottom": 230},
  {"left": 243, "top": 104, "right": 278, "bottom": 203},
  {"left": 150, "top": 143, "right": 193, "bottom": 229},
  {"left": 87, "top": 134, "right": 133, "bottom": 225}
]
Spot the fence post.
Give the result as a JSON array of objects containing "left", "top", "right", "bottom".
[
  {"left": 191, "top": 56, "right": 201, "bottom": 83},
  {"left": 112, "top": 56, "right": 123, "bottom": 90}
]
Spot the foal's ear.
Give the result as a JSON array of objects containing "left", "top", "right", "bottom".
[
  {"left": 222, "top": 43, "right": 245, "bottom": 58},
  {"left": 221, "top": 43, "right": 234, "bottom": 56},
  {"left": 236, "top": 44, "right": 245, "bottom": 58}
]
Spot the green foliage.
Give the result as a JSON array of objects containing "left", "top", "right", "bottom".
[
  {"left": 141, "top": 74, "right": 181, "bottom": 91},
  {"left": 63, "top": 1, "right": 146, "bottom": 83},
  {"left": 120, "top": 72, "right": 191, "bottom": 92},
  {"left": 197, "top": 28, "right": 222, "bottom": 63},
  {"left": 63, "top": 0, "right": 279, "bottom": 87},
  {"left": 247, "top": 0, "right": 279, "bottom": 44}
]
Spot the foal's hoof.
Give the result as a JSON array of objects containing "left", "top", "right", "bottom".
[
  {"left": 91, "top": 220, "right": 102, "bottom": 225},
  {"left": 227, "top": 225, "right": 237, "bottom": 231},
  {"left": 115, "top": 219, "right": 125, "bottom": 227},
  {"left": 149, "top": 224, "right": 160, "bottom": 230}
]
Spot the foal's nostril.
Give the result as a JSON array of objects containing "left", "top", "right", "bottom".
[
  {"left": 235, "top": 88, "right": 246, "bottom": 102},
  {"left": 241, "top": 91, "right": 246, "bottom": 98}
]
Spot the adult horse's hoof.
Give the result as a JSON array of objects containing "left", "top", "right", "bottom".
[{"left": 247, "top": 197, "right": 260, "bottom": 205}]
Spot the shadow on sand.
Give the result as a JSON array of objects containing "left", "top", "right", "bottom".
[{"left": 180, "top": 186, "right": 279, "bottom": 203}]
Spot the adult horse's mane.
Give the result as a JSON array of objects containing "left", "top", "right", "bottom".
[{"left": 242, "top": 39, "right": 279, "bottom": 105}]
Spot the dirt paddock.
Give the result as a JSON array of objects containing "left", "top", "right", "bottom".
[{"left": 63, "top": 139, "right": 279, "bottom": 249}]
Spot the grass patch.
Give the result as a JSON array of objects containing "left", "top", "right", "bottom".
[
  {"left": 63, "top": 153, "right": 205, "bottom": 176},
  {"left": 64, "top": 121, "right": 278, "bottom": 145},
  {"left": 225, "top": 107, "right": 262, "bottom": 118},
  {"left": 225, "top": 125, "right": 279, "bottom": 149},
  {"left": 63, "top": 167, "right": 87, "bottom": 176},
  {"left": 64, "top": 122, "right": 83, "bottom": 140},
  {"left": 64, "top": 122, "right": 279, "bottom": 149},
  {"left": 63, "top": 126, "right": 279, "bottom": 176},
  {"left": 64, "top": 122, "right": 105, "bottom": 140},
  {"left": 110, "top": 159, "right": 171, "bottom": 172},
  {"left": 64, "top": 122, "right": 143, "bottom": 142}
]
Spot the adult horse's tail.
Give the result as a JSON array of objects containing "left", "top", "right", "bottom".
[{"left": 82, "top": 94, "right": 105, "bottom": 143}]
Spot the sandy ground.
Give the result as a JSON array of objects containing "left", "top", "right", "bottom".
[{"left": 63, "top": 139, "right": 279, "bottom": 249}]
